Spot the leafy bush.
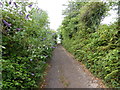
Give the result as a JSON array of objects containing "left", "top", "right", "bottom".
[
  {"left": 1, "top": 1, "right": 56, "bottom": 89},
  {"left": 60, "top": 1, "right": 119, "bottom": 88}
]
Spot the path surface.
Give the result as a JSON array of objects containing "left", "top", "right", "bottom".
[{"left": 45, "top": 45, "right": 105, "bottom": 88}]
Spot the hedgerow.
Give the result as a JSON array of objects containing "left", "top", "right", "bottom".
[
  {"left": 1, "top": 1, "right": 56, "bottom": 89},
  {"left": 60, "top": 1, "right": 119, "bottom": 88}
]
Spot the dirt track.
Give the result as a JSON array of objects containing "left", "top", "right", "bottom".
[{"left": 45, "top": 45, "right": 105, "bottom": 88}]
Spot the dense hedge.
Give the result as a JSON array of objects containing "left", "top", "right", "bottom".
[
  {"left": 1, "top": 1, "right": 56, "bottom": 89},
  {"left": 60, "top": 1, "right": 119, "bottom": 88}
]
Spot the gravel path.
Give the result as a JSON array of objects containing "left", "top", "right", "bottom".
[{"left": 45, "top": 45, "right": 105, "bottom": 88}]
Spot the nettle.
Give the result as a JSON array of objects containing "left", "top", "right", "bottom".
[{"left": 1, "top": 1, "right": 56, "bottom": 89}]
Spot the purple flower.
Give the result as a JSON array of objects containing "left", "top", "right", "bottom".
[
  {"left": 19, "top": 12, "right": 23, "bottom": 15},
  {"left": 38, "top": 36, "right": 42, "bottom": 38},
  {"left": 38, "top": 8, "right": 41, "bottom": 10},
  {"left": 9, "top": 1, "right": 11, "bottom": 4},
  {"left": 51, "top": 46, "right": 56, "bottom": 48},
  {"left": 42, "top": 38, "right": 46, "bottom": 41},
  {"left": 0, "top": 2, "right": 3, "bottom": 6},
  {"left": 52, "top": 33, "right": 56, "bottom": 35},
  {"left": 27, "top": 14, "right": 30, "bottom": 17},
  {"left": 25, "top": 14, "right": 30, "bottom": 19},
  {"left": 9, "top": 0, "right": 12, "bottom": 4},
  {"left": 28, "top": 4, "right": 32, "bottom": 8},
  {"left": 47, "top": 32, "right": 51, "bottom": 33},
  {"left": 13, "top": 2, "right": 18, "bottom": 8},
  {"left": 2, "top": 20, "right": 11, "bottom": 27},
  {"left": 16, "top": 28, "right": 22, "bottom": 31},
  {"left": 30, "top": 59, "right": 32, "bottom": 61},
  {"left": 6, "top": 29, "right": 9, "bottom": 32},
  {"left": 31, "top": 73, "right": 34, "bottom": 76},
  {"left": 37, "top": 8, "right": 41, "bottom": 12},
  {"left": 44, "top": 55, "right": 48, "bottom": 58}
]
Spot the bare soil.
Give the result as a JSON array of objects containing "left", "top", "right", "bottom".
[{"left": 44, "top": 44, "right": 105, "bottom": 88}]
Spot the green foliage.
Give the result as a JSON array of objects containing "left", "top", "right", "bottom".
[
  {"left": 1, "top": 1, "right": 56, "bottom": 89},
  {"left": 79, "top": 2, "right": 108, "bottom": 31},
  {"left": 60, "top": 1, "right": 119, "bottom": 88}
]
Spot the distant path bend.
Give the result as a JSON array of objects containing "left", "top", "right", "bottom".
[{"left": 45, "top": 45, "right": 105, "bottom": 88}]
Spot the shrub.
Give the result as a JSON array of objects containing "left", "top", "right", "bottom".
[
  {"left": 60, "top": 1, "right": 119, "bottom": 88},
  {"left": 1, "top": 1, "right": 56, "bottom": 89}
]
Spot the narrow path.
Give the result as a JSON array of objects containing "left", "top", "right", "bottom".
[{"left": 45, "top": 45, "right": 105, "bottom": 88}]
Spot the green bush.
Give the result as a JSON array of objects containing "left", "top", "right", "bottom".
[
  {"left": 1, "top": 1, "right": 56, "bottom": 89},
  {"left": 60, "top": 1, "right": 119, "bottom": 88}
]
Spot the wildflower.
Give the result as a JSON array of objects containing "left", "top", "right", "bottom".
[
  {"left": 52, "top": 33, "right": 56, "bottom": 35},
  {"left": 0, "top": 2, "right": 3, "bottom": 5},
  {"left": 25, "top": 14, "right": 30, "bottom": 19},
  {"left": 9, "top": 1, "right": 11, "bottom": 4},
  {"left": 51, "top": 46, "right": 56, "bottom": 48},
  {"left": 16, "top": 28, "right": 22, "bottom": 31},
  {"left": 6, "top": 29, "right": 9, "bottom": 32},
  {"left": 38, "top": 8, "right": 40, "bottom": 9},
  {"left": 26, "top": 14, "right": 30, "bottom": 17},
  {"left": 13, "top": 2, "right": 18, "bottom": 8},
  {"left": 31, "top": 73, "right": 34, "bottom": 76},
  {"left": 30, "top": 59, "right": 32, "bottom": 61},
  {"left": 42, "top": 38, "right": 46, "bottom": 41},
  {"left": 28, "top": 4, "right": 32, "bottom": 8},
  {"left": 38, "top": 36, "right": 42, "bottom": 38},
  {"left": 44, "top": 55, "right": 48, "bottom": 58},
  {"left": 19, "top": 12, "right": 23, "bottom": 15},
  {"left": 9, "top": 0, "right": 12, "bottom": 4},
  {"left": 37, "top": 8, "right": 41, "bottom": 12},
  {"left": 0, "top": 2, "right": 3, "bottom": 8},
  {"left": 47, "top": 32, "right": 51, "bottom": 33},
  {"left": 2, "top": 20, "right": 11, "bottom": 27}
]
